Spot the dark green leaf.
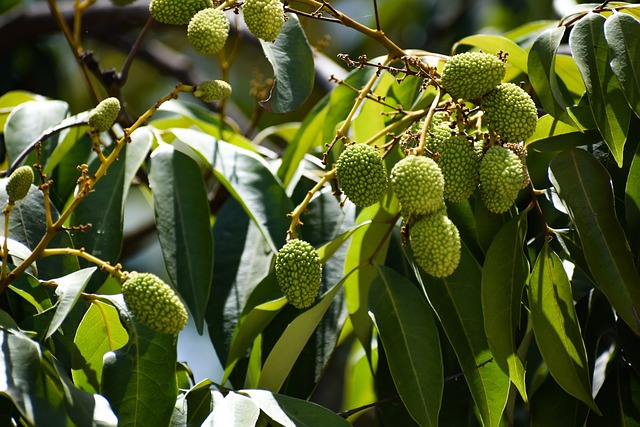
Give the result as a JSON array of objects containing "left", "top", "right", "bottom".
[
  {"left": 185, "top": 379, "right": 214, "bottom": 427},
  {"left": 369, "top": 265, "right": 443, "bottom": 427},
  {"left": 549, "top": 148, "right": 640, "bottom": 333},
  {"left": 526, "top": 107, "right": 600, "bottom": 152},
  {"left": 415, "top": 244, "right": 510, "bottom": 427},
  {"left": 259, "top": 14, "right": 314, "bottom": 114},
  {"left": 625, "top": 142, "right": 640, "bottom": 254},
  {"left": 244, "top": 390, "right": 351, "bottom": 427},
  {"left": 569, "top": 12, "right": 631, "bottom": 166},
  {"left": 481, "top": 213, "right": 528, "bottom": 400},
  {"left": 149, "top": 144, "right": 214, "bottom": 334},
  {"left": 528, "top": 27, "right": 577, "bottom": 126},
  {"left": 528, "top": 242, "right": 598, "bottom": 412},
  {"left": 45, "top": 267, "right": 96, "bottom": 339},
  {"left": 530, "top": 376, "right": 588, "bottom": 427},
  {"left": 101, "top": 295, "right": 178, "bottom": 427},
  {"left": 605, "top": 12, "right": 640, "bottom": 118}
]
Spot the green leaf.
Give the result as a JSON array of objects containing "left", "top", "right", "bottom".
[
  {"left": 569, "top": 12, "right": 631, "bottom": 166},
  {"left": 123, "top": 127, "right": 154, "bottom": 201},
  {"left": 528, "top": 27, "right": 577, "bottom": 126},
  {"left": 173, "top": 128, "right": 292, "bottom": 254},
  {"left": 149, "top": 144, "right": 214, "bottom": 334},
  {"left": 42, "top": 118, "right": 89, "bottom": 175},
  {"left": 369, "top": 265, "right": 443, "bottom": 427},
  {"left": 453, "top": 34, "right": 528, "bottom": 73},
  {"left": 549, "top": 148, "right": 640, "bottom": 334},
  {"left": 101, "top": 295, "right": 178, "bottom": 427},
  {"left": 185, "top": 379, "right": 214, "bottom": 427},
  {"left": 528, "top": 242, "right": 598, "bottom": 412},
  {"left": 605, "top": 12, "right": 640, "bottom": 118},
  {"left": 258, "top": 14, "right": 314, "bottom": 114},
  {"left": 530, "top": 376, "right": 588, "bottom": 427},
  {"left": 45, "top": 267, "right": 96, "bottom": 339},
  {"left": 204, "top": 391, "right": 259, "bottom": 426},
  {"left": 0, "top": 329, "right": 117, "bottom": 427},
  {"left": 481, "top": 213, "right": 528, "bottom": 401},
  {"left": 258, "top": 271, "right": 350, "bottom": 392},
  {"left": 526, "top": 107, "right": 600, "bottom": 151},
  {"left": 415, "top": 244, "right": 510, "bottom": 427},
  {"left": 0, "top": 91, "right": 41, "bottom": 131},
  {"left": 243, "top": 390, "right": 351, "bottom": 427},
  {"left": 0, "top": 236, "right": 37, "bottom": 275},
  {"left": 625, "top": 142, "right": 640, "bottom": 254},
  {"left": 72, "top": 300, "right": 129, "bottom": 394},
  {"left": 353, "top": 72, "right": 395, "bottom": 146}
]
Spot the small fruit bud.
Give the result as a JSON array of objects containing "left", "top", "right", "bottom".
[
  {"left": 87, "top": 97, "right": 121, "bottom": 132},
  {"left": 6, "top": 166, "right": 34, "bottom": 202},
  {"left": 193, "top": 80, "right": 232, "bottom": 102}
]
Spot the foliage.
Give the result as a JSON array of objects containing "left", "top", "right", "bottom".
[{"left": 0, "top": 0, "right": 639, "bottom": 426}]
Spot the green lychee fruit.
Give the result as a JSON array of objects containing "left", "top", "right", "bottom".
[
  {"left": 503, "top": 142, "right": 530, "bottom": 189},
  {"left": 193, "top": 80, "right": 232, "bottom": 102},
  {"left": 275, "top": 239, "right": 322, "bottom": 309},
  {"left": 479, "top": 145, "right": 524, "bottom": 213},
  {"left": 187, "top": 8, "right": 230, "bottom": 55},
  {"left": 87, "top": 97, "right": 120, "bottom": 132},
  {"left": 122, "top": 272, "right": 189, "bottom": 334},
  {"left": 242, "top": 0, "right": 285, "bottom": 42},
  {"left": 441, "top": 52, "right": 506, "bottom": 100},
  {"left": 438, "top": 134, "right": 480, "bottom": 203},
  {"left": 149, "top": 0, "right": 212, "bottom": 25},
  {"left": 6, "top": 166, "right": 34, "bottom": 202},
  {"left": 390, "top": 155, "right": 445, "bottom": 216},
  {"left": 410, "top": 212, "right": 461, "bottom": 278},
  {"left": 336, "top": 144, "right": 388, "bottom": 208},
  {"left": 482, "top": 83, "right": 538, "bottom": 143}
]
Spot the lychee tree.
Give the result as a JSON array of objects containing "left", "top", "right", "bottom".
[{"left": 0, "top": 0, "right": 639, "bottom": 426}]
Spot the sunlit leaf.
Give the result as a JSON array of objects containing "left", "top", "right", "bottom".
[
  {"left": 202, "top": 391, "right": 259, "bottom": 427},
  {"left": 453, "top": 34, "right": 528, "bottom": 73},
  {"left": 45, "top": 267, "right": 96, "bottom": 339},
  {"left": 605, "top": 12, "right": 640, "bottom": 118}
]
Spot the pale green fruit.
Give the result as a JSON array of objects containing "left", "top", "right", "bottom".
[
  {"left": 438, "top": 135, "right": 480, "bottom": 203},
  {"left": 187, "top": 8, "right": 230, "bottom": 55},
  {"left": 88, "top": 97, "right": 120, "bottom": 132},
  {"left": 6, "top": 166, "right": 34, "bottom": 202},
  {"left": 193, "top": 80, "right": 232, "bottom": 102},
  {"left": 390, "top": 155, "right": 445, "bottom": 216},
  {"left": 482, "top": 83, "right": 538, "bottom": 143},
  {"left": 336, "top": 144, "right": 388, "bottom": 207},
  {"left": 149, "top": 0, "right": 211, "bottom": 25},
  {"left": 275, "top": 239, "right": 322, "bottom": 309},
  {"left": 242, "top": 0, "right": 285, "bottom": 42},
  {"left": 479, "top": 145, "right": 524, "bottom": 213},
  {"left": 411, "top": 212, "right": 461, "bottom": 278},
  {"left": 441, "top": 52, "right": 505, "bottom": 100}
]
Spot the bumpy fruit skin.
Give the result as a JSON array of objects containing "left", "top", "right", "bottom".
[
  {"left": 482, "top": 83, "right": 538, "bottom": 143},
  {"left": 503, "top": 142, "right": 530, "bottom": 189},
  {"left": 187, "top": 9, "right": 230, "bottom": 55},
  {"left": 6, "top": 166, "right": 34, "bottom": 202},
  {"left": 410, "top": 213, "right": 461, "bottom": 278},
  {"left": 441, "top": 52, "right": 505, "bottom": 100},
  {"left": 336, "top": 144, "right": 388, "bottom": 207},
  {"left": 438, "top": 135, "right": 480, "bottom": 203},
  {"left": 149, "top": 0, "right": 211, "bottom": 25},
  {"left": 87, "top": 97, "right": 120, "bottom": 132},
  {"left": 242, "top": 0, "right": 285, "bottom": 42},
  {"left": 122, "top": 272, "right": 189, "bottom": 334},
  {"left": 193, "top": 80, "right": 232, "bottom": 102},
  {"left": 479, "top": 145, "right": 524, "bottom": 213},
  {"left": 390, "top": 156, "right": 445, "bottom": 216},
  {"left": 275, "top": 240, "right": 322, "bottom": 309}
]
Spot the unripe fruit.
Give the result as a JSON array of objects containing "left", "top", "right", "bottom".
[
  {"left": 438, "top": 135, "right": 480, "bottom": 203},
  {"left": 336, "top": 144, "right": 388, "bottom": 207},
  {"left": 503, "top": 142, "right": 530, "bottom": 189},
  {"left": 441, "top": 52, "right": 506, "bottom": 100},
  {"left": 410, "top": 213, "right": 461, "bottom": 278},
  {"left": 6, "top": 166, "right": 34, "bottom": 202},
  {"left": 149, "top": 0, "right": 211, "bottom": 25},
  {"left": 187, "top": 9, "right": 230, "bottom": 55},
  {"left": 242, "top": 0, "right": 285, "bottom": 42},
  {"left": 482, "top": 83, "right": 538, "bottom": 143},
  {"left": 193, "top": 80, "right": 232, "bottom": 102},
  {"left": 479, "top": 145, "right": 524, "bottom": 213},
  {"left": 275, "top": 239, "right": 322, "bottom": 309},
  {"left": 390, "top": 155, "right": 445, "bottom": 216},
  {"left": 122, "top": 272, "right": 189, "bottom": 334},
  {"left": 87, "top": 97, "right": 120, "bottom": 132}
]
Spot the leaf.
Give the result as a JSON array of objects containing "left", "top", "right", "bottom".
[
  {"left": 0, "top": 90, "right": 41, "bottom": 131},
  {"left": 453, "top": 34, "right": 528, "bottom": 73},
  {"left": 528, "top": 27, "right": 577, "bottom": 126},
  {"left": 185, "top": 379, "right": 215, "bottom": 427},
  {"left": 45, "top": 267, "right": 96, "bottom": 339},
  {"left": 526, "top": 107, "right": 600, "bottom": 151},
  {"left": 625, "top": 142, "right": 640, "bottom": 254},
  {"left": 481, "top": 213, "right": 528, "bottom": 401},
  {"left": 258, "top": 14, "right": 314, "bottom": 114},
  {"left": 72, "top": 300, "right": 129, "bottom": 394},
  {"left": 149, "top": 144, "right": 214, "bottom": 334},
  {"left": 243, "top": 390, "right": 351, "bottom": 427},
  {"left": 0, "top": 236, "right": 37, "bottom": 275},
  {"left": 569, "top": 12, "right": 631, "bottom": 166},
  {"left": 0, "top": 329, "right": 117, "bottom": 427},
  {"left": 530, "top": 376, "right": 588, "bottom": 427},
  {"left": 528, "top": 242, "right": 598, "bottom": 412},
  {"left": 369, "top": 265, "right": 443, "bottom": 427},
  {"left": 414, "top": 244, "right": 510, "bottom": 427},
  {"left": 605, "top": 12, "right": 640, "bottom": 118},
  {"left": 257, "top": 271, "right": 350, "bottom": 392},
  {"left": 173, "top": 128, "right": 292, "bottom": 254},
  {"left": 101, "top": 295, "right": 178, "bottom": 427},
  {"left": 202, "top": 391, "right": 259, "bottom": 427},
  {"left": 549, "top": 148, "right": 640, "bottom": 334}
]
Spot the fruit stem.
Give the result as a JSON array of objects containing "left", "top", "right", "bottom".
[
  {"left": 414, "top": 87, "right": 445, "bottom": 156},
  {"left": 40, "top": 248, "right": 126, "bottom": 281},
  {"left": 1, "top": 203, "right": 14, "bottom": 281},
  {"left": 286, "top": 168, "right": 336, "bottom": 240}
]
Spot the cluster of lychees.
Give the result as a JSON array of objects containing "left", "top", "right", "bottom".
[{"left": 330, "top": 51, "right": 537, "bottom": 278}]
